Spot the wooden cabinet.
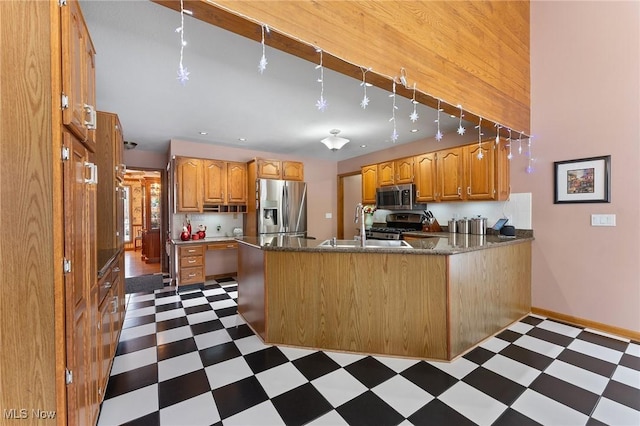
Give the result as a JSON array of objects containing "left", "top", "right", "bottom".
[
  {"left": 282, "top": 160, "right": 304, "bottom": 181},
  {"left": 361, "top": 165, "right": 377, "bottom": 204},
  {"left": 176, "top": 157, "right": 247, "bottom": 212},
  {"left": 227, "top": 162, "right": 248, "bottom": 203},
  {"left": 142, "top": 178, "right": 161, "bottom": 263},
  {"left": 178, "top": 244, "right": 205, "bottom": 287},
  {"left": 495, "top": 139, "right": 511, "bottom": 201},
  {"left": 463, "top": 141, "right": 496, "bottom": 200},
  {"left": 176, "top": 157, "right": 203, "bottom": 212},
  {"left": 377, "top": 161, "right": 395, "bottom": 186},
  {"left": 256, "top": 158, "right": 281, "bottom": 179},
  {"left": 415, "top": 153, "right": 437, "bottom": 202},
  {"left": 62, "top": 0, "right": 96, "bottom": 152},
  {"left": 96, "top": 252, "right": 125, "bottom": 405},
  {"left": 436, "top": 147, "right": 465, "bottom": 201},
  {"left": 364, "top": 141, "right": 510, "bottom": 205},
  {"left": 395, "top": 157, "right": 415, "bottom": 184},
  {"left": 253, "top": 158, "right": 304, "bottom": 181},
  {"left": 96, "top": 111, "right": 125, "bottom": 251},
  {"left": 62, "top": 129, "right": 97, "bottom": 426},
  {"left": 377, "top": 157, "right": 414, "bottom": 186},
  {"left": 204, "top": 159, "right": 225, "bottom": 204},
  {"left": 204, "top": 160, "right": 248, "bottom": 205}
]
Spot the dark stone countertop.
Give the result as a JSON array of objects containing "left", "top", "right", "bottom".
[
  {"left": 171, "top": 236, "right": 239, "bottom": 245},
  {"left": 237, "top": 231, "right": 533, "bottom": 255}
]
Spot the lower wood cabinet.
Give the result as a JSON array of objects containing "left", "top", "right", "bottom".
[
  {"left": 178, "top": 244, "right": 205, "bottom": 286},
  {"left": 95, "top": 251, "right": 125, "bottom": 405}
]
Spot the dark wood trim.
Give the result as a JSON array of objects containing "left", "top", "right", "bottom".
[{"left": 337, "top": 171, "right": 361, "bottom": 240}]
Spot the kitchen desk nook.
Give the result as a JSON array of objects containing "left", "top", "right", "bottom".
[{"left": 237, "top": 233, "right": 532, "bottom": 361}]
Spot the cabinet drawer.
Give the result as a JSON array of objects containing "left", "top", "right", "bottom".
[
  {"left": 179, "top": 245, "right": 204, "bottom": 257},
  {"left": 180, "top": 267, "right": 204, "bottom": 285},
  {"left": 207, "top": 242, "right": 238, "bottom": 251},
  {"left": 180, "top": 255, "right": 203, "bottom": 268}
]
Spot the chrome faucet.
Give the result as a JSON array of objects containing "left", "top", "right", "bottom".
[{"left": 354, "top": 203, "right": 367, "bottom": 247}]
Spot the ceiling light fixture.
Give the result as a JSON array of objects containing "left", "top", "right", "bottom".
[
  {"left": 199, "top": 131, "right": 208, "bottom": 135},
  {"left": 238, "top": 137, "right": 247, "bottom": 142},
  {"left": 123, "top": 141, "right": 137, "bottom": 150},
  {"left": 321, "top": 129, "right": 349, "bottom": 151}
]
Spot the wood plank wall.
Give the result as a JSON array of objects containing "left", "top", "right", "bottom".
[{"left": 154, "top": 0, "right": 530, "bottom": 135}]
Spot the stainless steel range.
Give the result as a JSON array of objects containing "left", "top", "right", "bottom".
[{"left": 367, "top": 213, "right": 423, "bottom": 240}]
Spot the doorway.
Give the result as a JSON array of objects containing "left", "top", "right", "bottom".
[
  {"left": 123, "top": 168, "right": 163, "bottom": 278},
  {"left": 337, "top": 171, "right": 362, "bottom": 239}
]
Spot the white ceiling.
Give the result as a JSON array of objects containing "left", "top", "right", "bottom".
[{"left": 81, "top": 0, "right": 469, "bottom": 161}]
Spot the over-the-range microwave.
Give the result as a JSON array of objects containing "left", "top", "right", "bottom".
[{"left": 375, "top": 184, "right": 426, "bottom": 210}]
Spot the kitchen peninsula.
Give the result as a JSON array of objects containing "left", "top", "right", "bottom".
[{"left": 237, "top": 233, "right": 532, "bottom": 361}]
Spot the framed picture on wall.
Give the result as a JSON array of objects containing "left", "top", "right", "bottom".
[{"left": 554, "top": 155, "right": 611, "bottom": 203}]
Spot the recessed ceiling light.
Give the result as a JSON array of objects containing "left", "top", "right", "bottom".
[
  {"left": 360, "top": 144, "right": 367, "bottom": 148},
  {"left": 410, "top": 129, "right": 419, "bottom": 133},
  {"left": 199, "top": 131, "right": 208, "bottom": 135},
  {"left": 238, "top": 138, "right": 247, "bottom": 142}
]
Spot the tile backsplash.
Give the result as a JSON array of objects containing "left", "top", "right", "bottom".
[{"left": 171, "top": 212, "right": 244, "bottom": 239}]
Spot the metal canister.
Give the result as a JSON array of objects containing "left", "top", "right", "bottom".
[
  {"left": 470, "top": 216, "right": 487, "bottom": 235},
  {"left": 457, "top": 218, "right": 470, "bottom": 234},
  {"left": 448, "top": 219, "right": 457, "bottom": 233}
]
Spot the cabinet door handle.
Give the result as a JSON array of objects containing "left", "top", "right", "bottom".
[
  {"left": 227, "top": 244, "right": 235, "bottom": 248},
  {"left": 112, "top": 267, "right": 120, "bottom": 273},
  {"left": 188, "top": 273, "right": 197, "bottom": 278},
  {"left": 467, "top": 187, "right": 471, "bottom": 195},
  {"left": 188, "top": 249, "right": 196, "bottom": 253},
  {"left": 104, "top": 281, "right": 112, "bottom": 289},
  {"left": 457, "top": 187, "right": 461, "bottom": 196},
  {"left": 84, "top": 104, "right": 97, "bottom": 129},
  {"left": 416, "top": 190, "right": 420, "bottom": 197},
  {"left": 188, "top": 259, "right": 196, "bottom": 263}
]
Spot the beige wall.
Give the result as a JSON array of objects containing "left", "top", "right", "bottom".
[{"left": 513, "top": 1, "right": 639, "bottom": 332}]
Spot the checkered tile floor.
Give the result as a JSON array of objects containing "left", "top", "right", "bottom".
[{"left": 97, "top": 277, "right": 640, "bottom": 426}]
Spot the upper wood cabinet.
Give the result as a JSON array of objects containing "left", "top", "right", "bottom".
[
  {"left": 415, "top": 153, "right": 437, "bottom": 202},
  {"left": 62, "top": 0, "right": 96, "bottom": 152},
  {"left": 495, "top": 139, "right": 511, "bottom": 201},
  {"left": 463, "top": 141, "right": 496, "bottom": 200},
  {"left": 282, "top": 160, "right": 304, "bottom": 181},
  {"left": 176, "top": 157, "right": 203, "bottom": 212},
  {"left": 256, "top": 159, "right": 281, "bottom": 179},
  {"left": 95, "top": 111, "right": 125, "bottom": 251},
  {"left": 361, "top": 165, "right": 377, "bottom": 204},
  {"left": 377, "top": 161, "right": 394, "bottom": 186},
  {"left": 204, "top": 160, "right": 226, "bottom": 205},
  {"left": 226, "top": 162, "right": 248, "bottom": 203},
  {"left": 363, "top": 141, "right": 510, "bottom": 204},
  {"left": 377, "top": 157, "right": 414, "bottom": 186},
  {"left": 254, "top": 158, "right": 304, "bottom": 181},
  {"left": 176, "top": 157, "right": 248, "bottom": 212},
  {"left": 436, "top": 147, "right": 465, "bottom": 201},
  {"left": 395, "top": 157, "right": 414, "bottom": 184}
]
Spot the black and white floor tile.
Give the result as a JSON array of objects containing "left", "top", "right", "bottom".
[{"left": 97, "top": 277, "right": 640, "bottom": 426}]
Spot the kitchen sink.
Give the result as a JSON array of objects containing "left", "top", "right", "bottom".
[{"left": 318, "top": 239, "right": 413, "bottom": 249}]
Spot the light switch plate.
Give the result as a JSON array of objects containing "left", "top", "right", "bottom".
[
  {"left": 591, "top": 214, "right": 616, "bottom": 226},
  {"left": 325, "top": 213, "right": 332, "bottom": 219}
]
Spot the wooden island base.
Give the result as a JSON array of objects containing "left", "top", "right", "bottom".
[{"left": 238, "top": 241, "right": 531, "bottom": 361}]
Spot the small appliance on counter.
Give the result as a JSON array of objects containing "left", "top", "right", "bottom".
[
  {"left": 457, "top": 217, "right": 470, "bottom": 234},
  {"left": 470, "top": 216, "right": 487, "bottom": 235},
  {"left": 491, "top": 218, "right": 516, "bottom": 237}
]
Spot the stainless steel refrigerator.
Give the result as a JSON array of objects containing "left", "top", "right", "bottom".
[{"left": 256, "top": 179, "right": 307, "bottom": 237}]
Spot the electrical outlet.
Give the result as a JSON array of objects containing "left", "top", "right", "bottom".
[{"left": 591, "top": 214, "right": 616, "bottom": 227}]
